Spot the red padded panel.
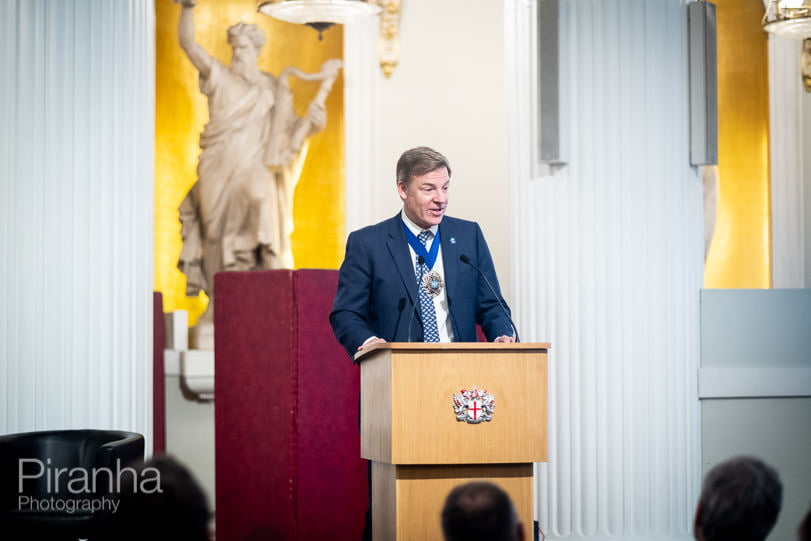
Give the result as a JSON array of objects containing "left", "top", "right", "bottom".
[
  {"left": 214, "top": 270, "right": 366, "bottom": 541},
  {"left": 294, "top": 270, "right": 366, "bottom": 540},
  {"left": 152, "top": 292, "right": 166, "bottom": 455}
]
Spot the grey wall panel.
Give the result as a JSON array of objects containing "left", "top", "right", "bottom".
[
  {"left": 688, "top": 1, "right": 718, "bottom": 165},
  {"left": 701, "top": 289, "right": 811, "bottom": 370},
  {"left": 700, "top": 289, "right": 811, "bottom": 540}
]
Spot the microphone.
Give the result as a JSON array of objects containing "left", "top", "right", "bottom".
[
  {"left": 406, "top": 255, "right": 425, "bottom": 342},
  {"left": 393, "top": 297, "right": 406, "bottom": 340},
  {"left": 459, "top": 254, "right": 520, "bottom": 342}
]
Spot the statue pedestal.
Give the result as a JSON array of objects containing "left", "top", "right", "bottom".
[
  {"left": 162, "top": 310, "right": 216, "bottom": 506},
  {"left": 189, "top": 322, "right": 214, "bottom": 351},
  {"left": 188, "top": 305, "right": 214, "bottom": 351},
  {"left": 165, "top": 311, "right": 214, "bottom": 400}
]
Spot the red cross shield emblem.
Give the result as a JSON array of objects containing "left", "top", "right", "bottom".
[{"left": 452, "top": 386, "right": 495, "bottom": 424}]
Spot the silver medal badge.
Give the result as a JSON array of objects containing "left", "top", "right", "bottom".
[{"left": 421, "top": 270, "right": 443, "bottom": 298}]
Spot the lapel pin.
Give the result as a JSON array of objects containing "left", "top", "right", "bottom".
[{"left": 450, "top": 237, "right": 456, "bottom": 244}]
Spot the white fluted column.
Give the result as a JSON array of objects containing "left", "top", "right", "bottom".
[
  {"left": 343, "top": 15, "right": 380, "bottom": 236},
  {"left": 770, "top": 34, "right": 807, "bottom": 288},
  {"left": 0, "top": 0, "right": 155, "bottom": 444},
  {"left": 507, "top": 1, "right": 702, "bottom": 539}
]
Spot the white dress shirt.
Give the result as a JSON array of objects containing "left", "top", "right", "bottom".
[{"left": 401, "top": 210, "right": 454, "bottom": 342}]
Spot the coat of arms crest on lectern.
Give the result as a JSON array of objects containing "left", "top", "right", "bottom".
[{"left": 452, "top": 387, "right": 495, "bottom": 424}]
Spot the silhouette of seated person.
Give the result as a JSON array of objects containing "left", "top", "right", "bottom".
[
  {"left": 693, "top": 455, "right": 782, "bottom": 541},
  {"left": 115, "top": 454, "right": 211, "bottom": 541},
  {"left": 798, "top": 504, "right": 811, "bottom": 541},
  {"left": 441, "top": 481, "right": 525, "bottom": 541}
]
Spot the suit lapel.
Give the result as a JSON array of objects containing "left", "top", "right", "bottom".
[
  {"left": 439, "top": 218, "right": 460, "bottom": 308},
  {"left": 385, "top": 215, "right": 418, "bottom": 306}
]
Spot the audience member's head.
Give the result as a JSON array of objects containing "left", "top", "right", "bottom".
[
  {"left": 694, "top": 456, "right": 782, "bottom": 541},
  {"left": 115, "top": 454, "right": 211, "bottom": 541},
  {"left": 441, "top": 481, "right": 524, "bottom": 541},
  {"left": 799, "top": 504, "right": 811, "bottom": 541}
]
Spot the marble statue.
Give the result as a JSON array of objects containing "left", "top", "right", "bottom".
[{"left": 175, "top": 0, "right": 342, "bottom": 347}]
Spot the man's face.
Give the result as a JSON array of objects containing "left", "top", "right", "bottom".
[{"left": 397, "top": 167, "right": 449, "bottom": 229}]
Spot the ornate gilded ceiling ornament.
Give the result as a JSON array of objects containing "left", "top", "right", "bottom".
[
  {"left": 374, "top": 0, "right": 401, "bottom": 77},
  {"left": 259, "top": 0, "right": 401, "bottom": 77}
]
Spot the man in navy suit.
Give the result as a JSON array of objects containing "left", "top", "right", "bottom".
[
  {"left": 331, "top": 146, "right": 516, "bottom": 540},
  {"left": 330, "top": 146, "right": 515, "bottom": 359}
]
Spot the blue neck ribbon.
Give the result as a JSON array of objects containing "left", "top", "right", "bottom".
[{"left": 402, "top": 223, "right": 441, "bottom": 270}]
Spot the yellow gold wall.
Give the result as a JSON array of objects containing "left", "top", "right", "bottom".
[
  {"left": 704, "top": 0, "right": 771, "bottom": 288},
  {"left": 155, "top": 0, "right": 345, "bottom": 325}
]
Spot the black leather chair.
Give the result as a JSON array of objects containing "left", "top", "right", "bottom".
[{"left": 0, "top": 429, "right": 144, "bottom": 540}]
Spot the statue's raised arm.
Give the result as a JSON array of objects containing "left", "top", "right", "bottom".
[{"left": 176, "top": 0, "right": 214, "bottom": 78}]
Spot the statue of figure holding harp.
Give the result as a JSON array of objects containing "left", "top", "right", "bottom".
[{"left": 175, "top": 0, "right": 342, "bottom": 344}]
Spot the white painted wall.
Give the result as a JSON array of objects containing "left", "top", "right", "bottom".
[{"left": 363, "top": 0, "right": 513, "bottom": 294}]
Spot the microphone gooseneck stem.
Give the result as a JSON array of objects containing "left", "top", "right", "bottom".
[{"left": 459, "top": 254, "right": 520, "bottom": 343}]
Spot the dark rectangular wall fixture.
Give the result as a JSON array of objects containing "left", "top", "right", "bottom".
[
  {"left": 688, "top": 1, "right": 718, "bottom": 166},
  {"left": 538, "top": 0, "right": 567, "bottom": 165}
]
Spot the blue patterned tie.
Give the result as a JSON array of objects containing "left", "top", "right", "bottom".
[{"left": 417, "top": 230, "right": 440, "bottom": 342}]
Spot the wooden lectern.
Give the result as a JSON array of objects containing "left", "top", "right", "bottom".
[{"left": 356, "top": 342, "right": 549, "bottom": 540}]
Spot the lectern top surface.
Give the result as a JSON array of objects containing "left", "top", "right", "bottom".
[{"left": 354, "top": 341, "right": 550, "bottom": 362}]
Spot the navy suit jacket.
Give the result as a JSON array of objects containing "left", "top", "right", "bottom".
[{"left": 330, "top": 214, "right": 514, "bottom": 358}]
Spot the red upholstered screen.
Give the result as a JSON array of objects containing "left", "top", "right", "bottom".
[
  {"left": 152, "top": 291, "right": 166, "bottom": 455},
  {"left": 214, "top": 270, "right": 366, "bottom": 541}
]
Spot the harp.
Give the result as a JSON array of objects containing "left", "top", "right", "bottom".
[{"left": 265, "top": 58, "right": 342, "bottom": 168}]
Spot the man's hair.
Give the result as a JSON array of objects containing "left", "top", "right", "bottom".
[
  {"left": 800, "top": 505, "right": 811, "bottom": 541},
  {"left": 695, "top": 456, "right": 782, "bottom": 541},
  {"left": 116, "top": 455, "right": 211, "bottom": 541},
  {"left": 441, "top": 481, "right": 519, "bottom": 541},
  {"left": 227, "top": 22, "right": 265, "bottom": 52},
  {"left": 396, "top": 146, "right": 451, "bottom": 185}
]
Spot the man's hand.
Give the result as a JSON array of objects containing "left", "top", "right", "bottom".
[
  {"left": 493, "top": 335, "right": 515, "bottom": 343},
  {"left": 357, "top": 337, "right": 387, "bottom": 351}
]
